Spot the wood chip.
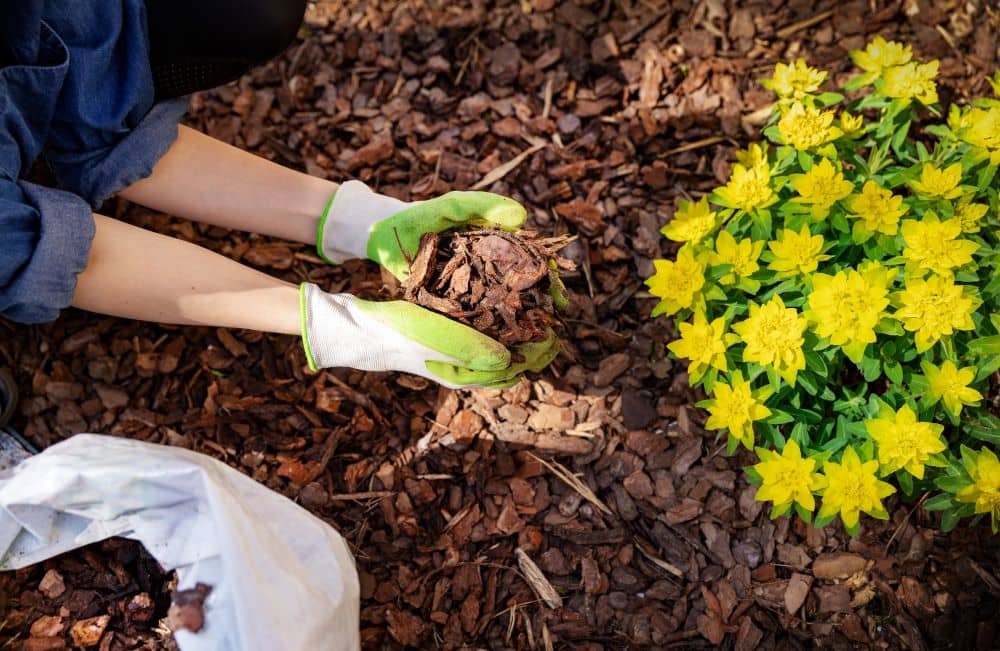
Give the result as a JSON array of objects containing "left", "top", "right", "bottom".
[{"left": 515, "top": 548, "right": 562, "bottom": 610}]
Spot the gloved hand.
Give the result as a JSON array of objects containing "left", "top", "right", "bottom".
[
  {"left": 316, "top": 180, "right": 526, "bottom": 280},
  {"left": 299, "top": 283, "right": 560, "bottom": 389}
]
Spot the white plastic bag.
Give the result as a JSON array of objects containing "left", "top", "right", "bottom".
[{"left": 0, "top": 434, "right": 360, "bottom": 651}]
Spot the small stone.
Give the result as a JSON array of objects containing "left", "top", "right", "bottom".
[
  {"left": 39, "top": 569, "right": 66, "bottom": 599},
  {"left": 70, "top": 615, "right": 110, "bottom": 648}
]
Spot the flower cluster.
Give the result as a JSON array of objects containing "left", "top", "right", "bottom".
[{"left": 646, "top": 40, "right": 1000, "bottom": 535}]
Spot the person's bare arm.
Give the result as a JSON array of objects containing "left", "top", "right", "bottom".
[
  {"left": 72, "top": 214, "right": 301, "bottom": 334},
  {"left": 119, "top": 126, "right": 337, "bottom": 246}
]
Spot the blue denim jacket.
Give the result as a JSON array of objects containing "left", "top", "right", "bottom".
[{"left": 0, "top": 2, "right": 187, "bottom": 323}]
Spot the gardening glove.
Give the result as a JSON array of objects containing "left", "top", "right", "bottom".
[
  {"left": 316, "top": 180, "right": 526, "bottom": 280},
  {"left": 299, "top": 283, "right": 560, "bottom": 389}
]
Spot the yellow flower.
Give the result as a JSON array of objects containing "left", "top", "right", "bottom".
[
  {"left": 753, "top": 440, "right": 826, "bottom": 513},
  {"left": 735, "top": 143, "right": 768, "bottom": 168},
  {"left": 661, "top": 197, "right": 718, "bottom": 243},
  {"left": 850, "top": 36, "right": 912, "bottom": 74},
  {"left": 882, "top": 60, "right": 939, "bottom": 104},
  {"left": 709, "top": 230, "right": 764, "bottom": 285},
  {"left": 990, "top": 70, "right": 1000, "bottom": 97},
  {"left": 790, "top": 158, "right": 854, "bottom": 218},
  {"left": 956, "top": 200, "right": 989, "bottom": 234},
  {"left": 818, "top": 446, "right": 895, "bottom": 530},
  {"left": 704, "top": 373, "right": 771, "bottom": 450},
  {"left": 909, "top": 163, "right": 964, "bottom": 199},
  {"left": 865, "top": 404, "right": 946, "bottom": 479},
  {"left": 715, "top": 159, "right": 776, "bottom": 211},
  {"left": 839, "top": 112, "right": 864, "bottom": 137},
  {"left": 732, "top": 295, "right": 807, "bottom": 385},
  {"left": 767, "top": 225, "right": 830, "bottom": 277},
  {"left": 956, "top": 105, "right": 1000, "bottom": 165},
  {"left": 777, "top": 102, "right": 842, "bottom": 150},
  {"left": 763, "top": 58, "right": 828, "bottom": 99},
  {"left": 846, "top": 180, "right": 907, "bottom": 237},
  {"left": 923, "top": 360, "right": 983, "bottom": 416},
  {"left": 956, "top": 448, "right": 1000, "bottom": 533},
  {"left": 646, "top": 248, "right": 705, "bottom": 317},
  {"left": 667, "top": 313, "right": 733, "bottom": 383},
  {"left": 900, "top": 213, "right": 979, "bottom": 278},
  {"left": 806, "top": 264, "right": 892, "bottom": 363},
  {"left": 895, "top": 275, "right": 978, "bottom": 352}
]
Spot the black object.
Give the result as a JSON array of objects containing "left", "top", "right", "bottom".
[
  {"left": 146, "top": 0, "right": 307, "bottom": 100},
  {"left": 0, "top": 367, "right": 16, "bottom": 430}
]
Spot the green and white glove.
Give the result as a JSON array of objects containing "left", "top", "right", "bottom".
[
  {"left": 299, "top": 283, "right": 559, "bottom": 389},
  {"left": 316, "top": 180, "right": 526, "bottom": 279}
]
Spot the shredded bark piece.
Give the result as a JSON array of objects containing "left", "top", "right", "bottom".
[{"left": 396, "top": 228, "right": 573, "bottom": 346}]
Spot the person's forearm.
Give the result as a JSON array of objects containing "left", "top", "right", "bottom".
[
  {"left": 119, "top": 126, "right": 337, "bottom": 246},
  {"left": 72, "top": 214, "right": 301, "bottom": 334}
]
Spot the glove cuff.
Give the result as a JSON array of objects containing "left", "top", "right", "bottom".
[
  {"left": 300, "top": 283, "right": 383, "bottom": 372},
  {"left": 317, "top": 180, "right": 410, "bottom": 264}
]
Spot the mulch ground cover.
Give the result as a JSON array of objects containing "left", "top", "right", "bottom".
[{"left": 2, "top": 0, "right": 999, "bottom": 648}]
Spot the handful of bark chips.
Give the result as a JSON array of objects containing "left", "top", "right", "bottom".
[{"left": 397, "top": 229, "right": 573, "bottom": 347}]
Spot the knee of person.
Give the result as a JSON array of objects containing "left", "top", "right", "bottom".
[{"left": 246, "top": 0, "right": 306, "bottom": 61}]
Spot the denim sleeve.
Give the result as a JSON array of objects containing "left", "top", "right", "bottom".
[
  {"left": 47, "top": 98, "right": 188, "bottom": 208},
  {"left": 0, "top": 180, "right": 95, "bottom": 324},
  {"left": 42, "top": 2, "right": 188, "bottom": 207}
]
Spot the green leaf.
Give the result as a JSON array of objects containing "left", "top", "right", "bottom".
[
  {"left": 798, "top": 372, "right": 818, "bottom": 396},
  {"left": 923, "top": 493, "right": 955, "bottom": 511},
  {"left": 815, "top": 92, "right": 845, "bottom": 106},
  {"left": 797, "top": 150, "right": 813, "bottom": 171},
  {"left": 860, "top": 355, "right": 881, "bottom": 382},
  {"left": 789, "top": 421, "right": 810, "bottom": 446},
  {"left": 968, "top": 336, "right": 1000, "bottom": 356},
  {"left": 830, "top": 211, "right": 850, "bottom": 234},
  {"left": 884, "top": 360, "right": 903, "bottom": 385},
  {"left": 975, "top": 355, "right": 1000, "bottom": 382},
  {"left": 765, "top": 410, "right": 795, "bottom": 425},
  {"left": 936, "top": 475, "right": 972, "bottom": 493},
  {"left": 793, "top": 502, "right": 814, "bottom": 525},
  {"left": 897, "top": 470, "right": 913, "bottom": 497},
  {"left": 978, "top": 164, "right": 998, "bottom": 191},
  {"left": 812, "top": 511, "right": 837, "bottom": 529},
  {"left": 968, "top": 423, "right": 1000, "bottom": 446},
  {"left": 941, "top": 509, "right": 961, "bottom": 532},
  {"left": 805, "top": 351, "right": 828, "bottom": 375},
  {"left": 771, "top": 501, "right": 792, "bottom": 519},
  {"left": 891, "top": 119, "right": 912, "bottom": 154}
]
